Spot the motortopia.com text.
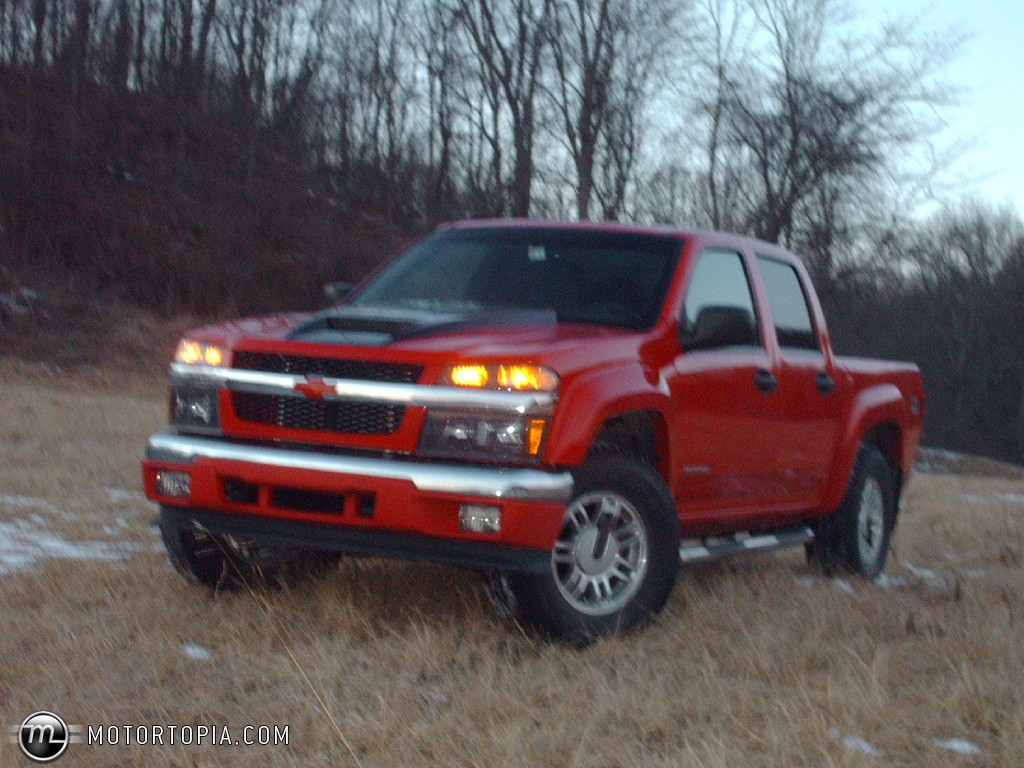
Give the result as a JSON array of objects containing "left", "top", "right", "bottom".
[{"left": 87, "top": 724, "right": 289, "bottom": 746}]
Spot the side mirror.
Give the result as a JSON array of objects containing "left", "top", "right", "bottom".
[
  {"left": 323, "top": 281, "right": 354, "bottom": 303},
  {"left": 681, "top": 305, "right": 757, "bottom": 350}
]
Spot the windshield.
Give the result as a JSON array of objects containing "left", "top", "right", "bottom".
[{"left": 351, "top": 227, "right": 682, "bottom": 330}]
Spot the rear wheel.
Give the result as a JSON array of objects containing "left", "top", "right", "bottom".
[
  {"left": 160, "top": 510, "right": 338, "bottom": 590},
  {"left": 487, "top": 454, "right": 679, "bottom": 643},
  {"left": 808, "top": 445, "right": 896, "bottom": 579}
]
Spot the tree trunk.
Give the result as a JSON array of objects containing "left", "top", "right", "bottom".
[{"left": 32, "top": 0, "right": 46, "bottom": 70}]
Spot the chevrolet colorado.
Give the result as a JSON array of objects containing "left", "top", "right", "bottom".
[{"left": 143, "top": 221, "right": 924, "bottom": 641}]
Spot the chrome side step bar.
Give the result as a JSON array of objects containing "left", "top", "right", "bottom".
[{"left": 679, "top": 525, "right": 815, "bottom": 563}]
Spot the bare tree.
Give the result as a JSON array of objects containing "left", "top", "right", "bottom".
[
  {"left": 421, "top": 0, "right": 461, "bottom": 218},
  {"left": 712, "top": 0, "right": 955, "bottom": 255},
  {"left": 450, "top": 0, "right": 552, "bottom": 216},
  {"left": 547, "top": 0, "right": 614, "bottom": 219},
  {"left": 32, "top": 0, "right": 46, "bottom": 69},
  {"left": 689, "top": 0, "right": 751, "bottom": 229},
  {"left": 547, "top": 0, "right": 682, "bottom": 220}
]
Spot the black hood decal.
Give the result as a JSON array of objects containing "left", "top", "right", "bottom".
[{"left": 287, "top": 306, "right": 557, "bottom": 346}]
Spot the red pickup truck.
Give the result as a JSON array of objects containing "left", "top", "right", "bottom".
[{"left": 143, "top": 221, "right": 923, "bottom": 641}]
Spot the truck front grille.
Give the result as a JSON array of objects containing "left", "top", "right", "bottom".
[
  {"left": 233, "top": 392, "right": 405, "bottom": 435},
  {"left": 232, "top": 351, "right": 422, "bottom": 384}
]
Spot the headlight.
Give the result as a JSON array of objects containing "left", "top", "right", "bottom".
[
  {"left": 442, "top": 363, "right": 558, "bottom": 392},
  {"left": 419, "top": 411, "right": 549, "bottom": 461},
  {"left": 174, "top": 339, "right": 229, "bottom": 367}
]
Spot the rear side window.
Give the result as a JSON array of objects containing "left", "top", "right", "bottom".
[
  {"left": 683, "top": 248, "right": 758, "bottom": 336},
  {"left": 757, "top": 256, "right": 818, "bottom": 351}
]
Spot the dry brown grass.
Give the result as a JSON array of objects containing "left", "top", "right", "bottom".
[{"left": 1, "top": 357, "right": 1021, "bottom": 767}]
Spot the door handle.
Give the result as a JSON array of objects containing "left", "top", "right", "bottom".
[
  {"left": 815, "top": 371, "right": 836, "bottom": 395},
  {"left": 754, "top": 369, "right": 778, "bottom": 394}
]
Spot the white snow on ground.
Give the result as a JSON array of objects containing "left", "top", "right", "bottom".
[
  {"left": 0, "top": 517, "right": 145, "bottom": 574},
  {"left": 832, "top": 577, "right": 855, "bottom": 595},
  {"left": 0, "top": 494, "right": 154, "bottom": 574},
  {"left": 932, "top": 738, "right": 982, "bottom": 755},
  {"left": 915, "top": 448, "right": 966, "bottom": 474},
  {"left": 797, "top": 573, "right": 917, "bottom": 590},
  {"left": 963, "top": 492, "right": 1024, "bottom": 504},
  {"left": 902, "top": 561, "right": 946, "bottom": 586},
  {"left": 800, "top": 564, "right": 984, "bottom": 593},
  {"left": 873, "top": 573, "right": 909, "bottom": 588},
  {"left": 103, "top": 487, "right": 147, "bottom": 504},
  {"left": 902, "top": 561, "right": 937, "bottom": 580},
  {"left": 423, "top": 690, "right": 450, "bottom": 707},
  {"left": 829, "top": 729, "right": 880, "bottom": 756},
  {"left": 0, "top": 494, "right": 76, "bottom": 520},
  {"left": 181, "top": 644, "right": 214, "bottom": 662}
]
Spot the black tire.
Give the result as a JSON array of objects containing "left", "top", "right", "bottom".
[
  {"left": 160, "top": 511, "right": 338, "bottom": 590},
  {"left": 808, "top": 445, "right": 896, "bottom": 579},
  {"left": 488, "top": 454, "right": 680, "bottom": 643}
]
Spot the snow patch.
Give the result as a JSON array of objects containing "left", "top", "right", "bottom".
[
  {"left": 921, "top": 448, "right": 965, "bottom": 461},
  {"left": 833, "top": 577, "right": 855, "bottom": 595},
  {"left": 103, "top": 487, "right": 146, "bottom": 504},
  {"left": 0, "top": 516, "right": 145, "bottom": 574},
  {"left": 0, "top": 494, "right": 75, "bottom": 519},
  {"left": 993, "top": 492, "right": 1024, "bottom": 504},
  {"left": 181, "top": 644, "right": 213, "bottom": 662},
  {"left": 829, "top": 728, "right": 880, "bottom": 756},
  {"left": 915, "top": 448, "right": 965, "bottom": 474},
  {"left": 902, "top": 561, "right": 944, "bottom": 585},
  {"left": 963, "top": 491, "right": 1024, "bottom": 505},
  {"left": 932, "top": 738, "right": 982, "bottom": 755},
  {"left": 873, "top": 573, "right": 908, "bottom": 588},
  {"left": 422, "top": 690, "right": 450, "bottom": 707}
]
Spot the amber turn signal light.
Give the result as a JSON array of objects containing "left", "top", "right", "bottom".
[
  {"left": 442, "top": 363, "right": 558, "bottom": 392},
  {"left": 448, "top": 364, "right": 491, "bottom": 388},
  {"left": 175, "top": 339, "right": 229, "bottom": 367}
]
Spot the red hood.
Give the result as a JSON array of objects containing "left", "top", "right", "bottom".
[{"left": 183, "top": 311, "right": 659, "bottom": 380}]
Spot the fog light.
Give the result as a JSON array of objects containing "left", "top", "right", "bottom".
[
  {"left": 459, "top": 504, "right": 501, "bottom": 534},
  {"left": 171, "top": 386, "right": 220, "bottom": 429},
  {"left": 156, "top": 470, "right": 191, "bottom": 498}
]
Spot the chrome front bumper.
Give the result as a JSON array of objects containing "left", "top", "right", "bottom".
[{"left": 146, "top": 432, "right": 574, "bottom": 503}]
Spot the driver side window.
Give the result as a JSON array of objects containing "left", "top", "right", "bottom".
[{"left": 683, "top": 248, "right": 760, "bottom": 344}]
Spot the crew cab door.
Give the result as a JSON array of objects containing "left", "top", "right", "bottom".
[
  {"left": 754, "top": 255, "right": 844, "bottom": 507},
  {"left": 669, "top": 247, "right": 784, "bottom": 522}
]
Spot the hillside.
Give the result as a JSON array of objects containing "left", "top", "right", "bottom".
[{"left": 0, "top": 66, "right": 410, "bottom": 326}]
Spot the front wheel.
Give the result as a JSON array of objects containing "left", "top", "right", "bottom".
[
  {"left": 160, "top": 509, "right": 338, "bottom": 590},
  {"left": 488, "top": 455, "right": 680, "bottom": 643},
  {"left": 808, "top": 445, "right": 897, "bottom": 579}
]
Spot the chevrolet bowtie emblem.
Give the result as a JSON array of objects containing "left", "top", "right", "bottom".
[{"left": 294, "top": 376, "right": 336, "bottom": 399}]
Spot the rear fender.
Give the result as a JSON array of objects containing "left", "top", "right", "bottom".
[{"left": 820, "top": 383, "right": 909, "bottom": 513}]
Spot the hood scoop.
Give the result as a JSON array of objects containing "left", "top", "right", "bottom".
[{"left": 288, "top": 306, "right": 557, "bottom": 346}]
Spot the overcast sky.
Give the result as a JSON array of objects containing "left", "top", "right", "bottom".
[{"left": 855, "top": 0, "right": 1023, "bottom": 216}]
